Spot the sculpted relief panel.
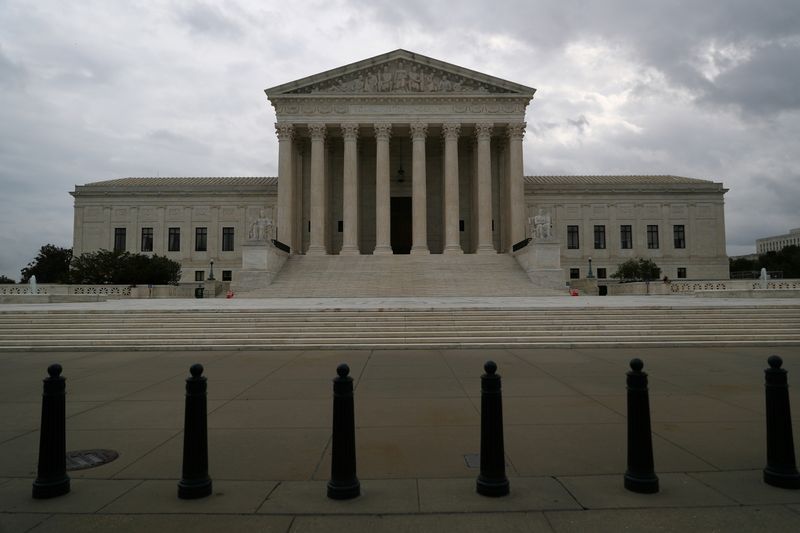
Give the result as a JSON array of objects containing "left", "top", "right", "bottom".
[{"left": 287, "top": 59, "right": 514, "bottom": 95}]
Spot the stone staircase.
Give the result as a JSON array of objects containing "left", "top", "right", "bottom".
[
  {"left": 1, "top": 306, "right": 798, "bottom": 351},
  {"left": 243, "top": 254, "right": 560, "bottom": 297}
]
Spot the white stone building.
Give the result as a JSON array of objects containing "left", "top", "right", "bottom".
[
  {"left": 756, "top": 228, "right": 800, "bottom": 254},
  {"left": 70, "top": 50, "right": 729, "bottom": 287}
]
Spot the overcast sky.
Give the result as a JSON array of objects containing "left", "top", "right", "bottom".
[{"left": 1, "top": 0, "right": 799, "bottom": 279}]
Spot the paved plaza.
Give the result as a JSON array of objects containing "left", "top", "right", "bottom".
[{"left": 2, "top": 339, "right": 800, "bottom": 531}]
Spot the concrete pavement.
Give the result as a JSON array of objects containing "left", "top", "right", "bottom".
[{"left": 2, "top": 344, "right": 800, "bottom": 531}]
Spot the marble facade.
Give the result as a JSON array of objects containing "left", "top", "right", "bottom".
[{"left": 70, "top": 50, "right": 730, "bottom": 285}]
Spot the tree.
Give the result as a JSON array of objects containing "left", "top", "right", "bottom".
[
  {"left": 611, "top": 258, "right": 661, "bottom": 281},
  {"left": 729, "top": 245, "right": 800, "bottom": 279},
  {"left": 0, "top": 275, "right": 15, "bottom": 284},
  {"left": 70, "top": 250, "right": 181, "bottom": 285},
  {"left": 20, "top": 245, "right": 72, "bottom": 283}
]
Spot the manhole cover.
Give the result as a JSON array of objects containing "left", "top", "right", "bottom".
[{"left": 66, "top": 449, "right": 119, "bottom": 471}]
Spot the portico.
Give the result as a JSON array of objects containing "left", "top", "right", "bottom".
[{"left": 266, "top": 50, "right": 535, "bottom": 256}]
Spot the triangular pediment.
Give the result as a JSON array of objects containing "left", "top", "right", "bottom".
[{"left": 266, "top": 49, "right": 535, "bottom": 97}]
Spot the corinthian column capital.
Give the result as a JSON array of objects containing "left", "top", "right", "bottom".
[
  {"left": 340, "top": 123, "right": 359, "bottom": 140},
  {"left": 275, "top": 123, "right": 294, "bottom": 141},
  {"left": 474, "top": 122, "right": 493, "bottom": 140},
  {"left": 442, "top": 123, "right": 461, "bottom": 140},
  {"left": 410, "top": 122, "right": 428, "bottom": 140},
  {"left": 373, "top": 122, "right": 392, "bottom": 141},
  {"left": 507, "top": 122, "right": 527, "bottom": 140},
  {"left": 308, "top": 123, "right": 327, "bottom": 140}
]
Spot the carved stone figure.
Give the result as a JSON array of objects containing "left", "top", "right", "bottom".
[
  {"left": 365, "top": 71, "right": 378, "bottom": 92},
  {"left": 532, "top": 209, "right": 552, "bottom": 240},
  {"left": 379, "top": 65, "right": 393, "bottom": 92},
  {"left": 394, "top": 63, "right": 408, "bottom": 91},
  {"left": 424, "top": 71, "right": 436, "bottom": 92},
  {"left": 249, "top": 209, "right": 273, "bottom": 242},
  {"left": 408, "top": 66, "right": 421, "bottom": 92}
]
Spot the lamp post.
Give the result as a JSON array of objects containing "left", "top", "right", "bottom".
[
  {"left": 587, "top": 257, "right": 594, "bottom": 279},
  {"left": 208, "top": 260, "right": 215, "bottom": 281}
]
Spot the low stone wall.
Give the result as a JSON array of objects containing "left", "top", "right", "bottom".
[{"left": 599, "top": 279, "right": 800, "bottom": 296}]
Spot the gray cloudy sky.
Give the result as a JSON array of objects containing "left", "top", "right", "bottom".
[{"left": 1, "top": 0, "right": 799, "bottom": 279}]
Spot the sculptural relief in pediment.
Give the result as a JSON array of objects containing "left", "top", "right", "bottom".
[{"left": 287, "top": 59, "right": 515, "bottom": 95}]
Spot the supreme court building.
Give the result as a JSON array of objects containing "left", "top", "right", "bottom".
[{"left": 71, "top": 50, "right": 729, "bottom": 288}]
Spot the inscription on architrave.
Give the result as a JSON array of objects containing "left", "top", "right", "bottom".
[{"left": 350, "top": 104, "right": 454, "bottom": 115}]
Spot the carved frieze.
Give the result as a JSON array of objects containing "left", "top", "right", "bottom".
[
  {"left": 286, "top": 59, "right": 514, "bottom": 95},
  {"left": 271, "top": 97, "right": 529, "bottom": 118}
]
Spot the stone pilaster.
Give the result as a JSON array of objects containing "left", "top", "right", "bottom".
[
  {"left": 410, "top": 122, "right": 429, "bottom": 255},
  {"left": 507, "top": 122, "right": 526, "bottom": 248},
  {"left": 307, "top": 123, "right": 327, "bottom": 255},
  {"left": 373, "top": 123, "right": 393, "bottom": 255},
  {"left": 442, "top": 123, "right": 462, "bottom": 254},
  {"left": 475, "top": 122, "right": 495, "bottom": 254},
  {"left": 340, "top": 124, "right": 360, "bottom": 255},
  {"left": 275, "top": 123, "right": 295, "bottom": 250}
]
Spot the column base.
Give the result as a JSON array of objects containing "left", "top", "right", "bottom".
[
  {"left": 475, "top": 245, "right": 496, "bottom": 255},
  {"left": 410, "top": 246, "right": 430, "bottom": 255},
  {"left": 373, "top": 245, "right": 393, "bottom": 256},
  {"left": 339, "top": 246, "right": 360, "bottom": 256},
  {"left": 306, "top": 245, "right": 327, "bottom": 256},
  {"left": 443, "top": 245, "right": 463, "bottom": 255}
]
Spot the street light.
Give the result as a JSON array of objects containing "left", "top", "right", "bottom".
[
  {"left": 208, "top": 259, "right": 215, "bottom": 281},
  {"left": 587, "top": 257, "right": 595, "bottom": 279}
]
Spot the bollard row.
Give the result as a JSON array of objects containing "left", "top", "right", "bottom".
[{"left": 32, "top": 355, "right": 800, "bottom": 501}]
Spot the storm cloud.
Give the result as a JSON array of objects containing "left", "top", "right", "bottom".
[{"left": 1, "top": 0, "right": 799, "bottom": 278}]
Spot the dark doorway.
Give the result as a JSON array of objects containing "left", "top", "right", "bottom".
[{"left": 390, "top": 197, "right": 412, "bottom": 254}]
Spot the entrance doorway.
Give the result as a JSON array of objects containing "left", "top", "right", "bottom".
[{"left": 390, "top": 197, "right": 412, "bottom": 254}]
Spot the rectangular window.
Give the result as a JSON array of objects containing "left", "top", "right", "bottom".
[
  {"left": 168, "top": 227, "right": 180, "bottom": 252},
  {"left": 459, "top": 220, "right": 465, "bottom": 232},
  {"left": 597, "top": 267, "right": 607, "bottom": 279},
  {"left": 567, "top": 225, "right": 580, "bottom": 249},
  {"left": 673, "top": 225, "right": 686, "bottom": 249},
  {"left": 337, "top": 221, "right": 343, "bottom": 233},
  {"left": 222, "top": 270, "right": 232, "bottom": 282},
  {"left": 647, "top": 225, "right": 659, "bottom": 249},
  {"left": 569, "top": 268, "right": 580, "bottom": 279},
  {"left": 620, "top": 225, "right": 633, "bottom": 249},
  {"left": 593, "top": 225, "right": 606, "bottom": 249},
  {"left": 677, "top": 267, "right": 687, "bottom": 279},
  {"left": 114, "top": 228, "right": 126, "bottom": 252},
  {"left": 195, "top": 227, "right": 207, "bottom": 252},
  {"left": 195, "top": 270, "right": 205, "bottom": 282},
  {"left": 222, "top": 227, "right": 234, "bottom": 252},
  {"left": 141, "top": 227, "right": 153, "bottom": 252}
]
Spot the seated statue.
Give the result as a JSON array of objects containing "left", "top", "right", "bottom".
[{"left": 248, "top": 209, "right": 273, "bottom": 242}]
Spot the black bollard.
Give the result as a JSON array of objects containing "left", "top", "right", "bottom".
[
  {"left": 178, "top": 364, "right": 212, "bottom": 499},
  {"left": 476, "top": 361, "right": 510, "bottom": 497},
  {"left": 763, "top": 355, "right": 800, "bottom": 489},
  {"left": 327, "top": 363, "right": 360, "bottom": 500},
  {"left": 624, "top": 358, "right": 659, "bottom": 493},
  {"left": 32, "top": 364, "right": 70, "bottom": 499}
]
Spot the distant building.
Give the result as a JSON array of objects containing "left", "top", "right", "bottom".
[{"left": 757, "top": 228, "right": 800, "bottom": 254}]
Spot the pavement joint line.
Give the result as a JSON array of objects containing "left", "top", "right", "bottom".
[
  {"left": 109, "top": 430, "right": 183, "bottom": 480},
  {"left": 95, "top": 478, "right": 146, "bottom": 514}
]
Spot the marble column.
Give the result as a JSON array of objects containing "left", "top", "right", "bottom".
[
  {"left": 275, "top": 123, "right": 294, "bottom": 250},
  {"left": 410, "top": 122, "right": 429, "bottom": 254},
  {"left": 442, "top": 123, "right": 462, "bottom": 254},
  {"left": 307, "top": 123, "right": 327, "bottom": 255},
  {"left": 507, "top": 123, "right": 526, "bottom": 248},
  {"left": 373, "top": 123, "right": 393, "bottom": 255},
  {"left": 340, "top": 124, "right": 360, "bottom": 255},
  {"left": 474, "top": 122, "right": 495, "bottom": 254}
]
